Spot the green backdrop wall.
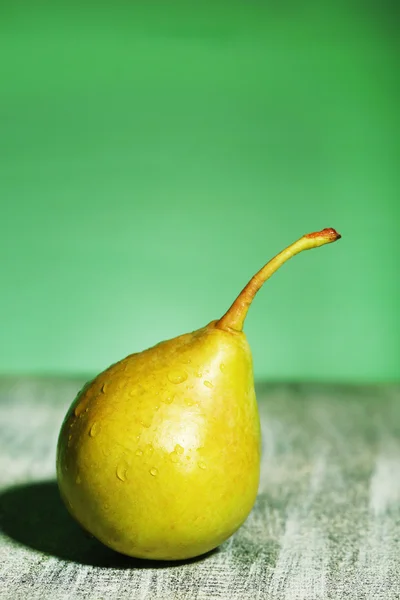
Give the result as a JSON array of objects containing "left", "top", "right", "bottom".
[{"left": 1, "top": 2, "right": 399, "bottom": 381}]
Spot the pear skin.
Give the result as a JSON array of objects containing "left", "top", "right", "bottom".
[
  {"left": 57, "top": 323, "right": 260, "bottom": 560},
  {"left": 57, "top": 228, "right": 340, "bottom": 560}
]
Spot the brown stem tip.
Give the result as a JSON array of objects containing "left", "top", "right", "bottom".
[{"left": 305, "top": 228, "right": 341, "bottom": 241}]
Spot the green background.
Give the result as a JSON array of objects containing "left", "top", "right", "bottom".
[{"left": 1, "top": 2, "right": 399, "bottom": 382}]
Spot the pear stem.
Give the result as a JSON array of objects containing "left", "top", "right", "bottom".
[{"left": 215, "top": 228, "right": 341, "bottom": 332}]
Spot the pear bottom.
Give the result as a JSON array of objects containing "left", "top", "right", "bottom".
[{"left": 58, "top": 458, "right": 259, "bottom": 560}]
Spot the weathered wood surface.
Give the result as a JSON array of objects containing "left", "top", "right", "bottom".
[{"left": 0, "top": 377, "right": 400, "bottom": 599}]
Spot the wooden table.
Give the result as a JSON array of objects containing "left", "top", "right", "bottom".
[{"left": 1, "top": 377, "right": 399, "bottom": 599}]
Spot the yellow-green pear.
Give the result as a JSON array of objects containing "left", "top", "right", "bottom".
[{"left": 57, "top": 228, "right": 341, "bottom": 560}]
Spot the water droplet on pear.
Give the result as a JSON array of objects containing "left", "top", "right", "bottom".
[
  {"left": 89, "top": 422, "right": 99, "bottom": 437},
  {"left": 145, "top": 443, "right": 154, "bottom": 455},
  {"left": 170, "top": 451, "right": 179, "bottom": 463},
  {"left": 140, "top": 416, "right": 152, "bottom": 428},
  {"left": 116, "top": 462, "right": 128, "bottom": 482},
  {"left": 162, "top": 394, "right": 175, "bottom": 404},
  {"left": 167, "top": 370, "right": 188, "bottom": 384}
]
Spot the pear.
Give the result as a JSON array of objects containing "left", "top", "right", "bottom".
[{"left": 57, "top": 228, "right": 341, "bottom": 560}]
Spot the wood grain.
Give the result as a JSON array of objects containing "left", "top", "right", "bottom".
[{"left": 0, "top": 377, "right": 399, "bottom": 599}]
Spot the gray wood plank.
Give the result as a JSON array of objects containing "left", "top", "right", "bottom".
[{"left": 0, "top": 377, "right": 399, "bottom": 599}]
